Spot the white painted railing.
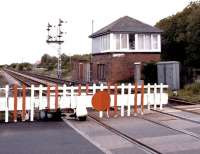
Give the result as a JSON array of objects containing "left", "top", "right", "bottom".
[{"left": 0, "top": 83, "right": 168, "bottom": 122}]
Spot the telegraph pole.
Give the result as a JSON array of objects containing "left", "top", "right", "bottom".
[{"left": 46, "top": 19, "right": 67, "bottom": 78}]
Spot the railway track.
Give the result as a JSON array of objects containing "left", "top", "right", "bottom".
[
  {"left": 168, "top": 98, "right": 200, "bottom": 115},
  {"left": 89, "top": 110, "right": 200, "bottom": 154},
  {"left": 21, "top": 71, "right": 79, "bottom": 86},
  {"left": 4, "top": 68, "right": 85, "bottom": 87},
  {"left": 141, "top": 110, "right": 200, "bottom": 139},
  {"left": 169, "top": 98, "right": 197, "bottom": 105},
  {"left": 3, "top": 69, "right": 56, "bottom": 87},
  {"left": 3, "top": 69, "right": 41, "bottom": 87},
  {"left": 88, "top": 114, "right": 161, "bottom": 154},
  {"left": 88, "top": 108, "right": 200, "bottom": 154},
  {"left": 151, "top": 108, "right": 200, "bottom": 124},
  {"left": 88, "top": 98, "right": 200, "bottom": 153}
]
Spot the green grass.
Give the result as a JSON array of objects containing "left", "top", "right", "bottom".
[{"left": 173, "top": 82, "right": 200, "bottom": 103}]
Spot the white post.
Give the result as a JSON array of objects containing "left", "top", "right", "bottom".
[
  {"left": 92, "top": 83, "right": 96, "bottom": 94},
  {"left": 70, "top": 86, "right": 75, "bottom": 109},
  {"left": 99, "top": 83, "right": 103, "bottom": 118},
  {"left": 5, "top": 85, "right": 9, "bottom": 123},
  {"left": 121, "top": 83, "right": 125, "bottom": 117},
  {"left": 160, "top": 83, "right": 163, "bottom": 110},
  {"left": 30, "top": 85, "right": 35, "bottom": 121},
  {"left": 154, "top": 83, "right": 157, "bottom": 110},
  {"left": 147, "top": 83, "right": 151, "bottom": 110},
  {"left": 127, "top": 83, "right": 131, "bottom": 116},
  {"left": 62, "top": 84, "right": 67, "bottom": 108},
  {"left": 39, "top": 85, "right": 43, "bottom": 110}
]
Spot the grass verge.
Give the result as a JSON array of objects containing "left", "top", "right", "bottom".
[{"left": 172, "top": 82, "right": 200, "bottom": 103}]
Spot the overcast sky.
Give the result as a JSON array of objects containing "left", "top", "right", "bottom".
[{"left": 0, "top": 0, "right": 195, "bottom": 65}]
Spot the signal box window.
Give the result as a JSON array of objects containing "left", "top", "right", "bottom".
[{"left": 129, "top": 34, "right": 135, "bottom": 50}]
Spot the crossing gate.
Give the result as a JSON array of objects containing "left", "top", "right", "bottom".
[{"left": 0, "top": 82, "right": 168, "bottom": 123}]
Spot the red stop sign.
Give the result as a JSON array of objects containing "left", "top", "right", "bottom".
[{"left": 92, "top": 91, "right": 110, "bottom": 111}]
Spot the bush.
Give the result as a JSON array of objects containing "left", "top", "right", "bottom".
[{"left": 184, "top": 82, "right": 200, "bottom": 94}]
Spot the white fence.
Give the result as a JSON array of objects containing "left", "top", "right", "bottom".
[{"left": 0, "top": 83, "right": 168, "bottom": 122}]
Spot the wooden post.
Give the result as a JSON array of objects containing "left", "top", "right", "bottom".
[
  {"left": 107, "top": 82, "right": 111, "bottom": 117},
  {"left": 86, "top": 83, "right": 89, "bottom": 95},
  {"left": 134, "top": 81, "right": 138, "bottom": 116},
  {"left": 141, "top": 81, "right": 144, "bottom": 115},
  {"left": 62, "top": 84, "right": 67, "bottom": 108},
  {"left": 13, "top": 84, "right": 17, "bottom": 122},
  {"left": 55, "top": 85, "right": 58, "bottom": 112},
  {"left": 78, "top": 84, "right": 81, "bottom": 96},
  {"left": 22, "top": 84, "right": 26, "bottom": 121}
]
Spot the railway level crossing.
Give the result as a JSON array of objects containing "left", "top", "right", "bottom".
[{"left": 0, "top": 82, "right": 168, "bottom": 123}]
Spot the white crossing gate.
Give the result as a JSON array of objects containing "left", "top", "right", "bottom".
[{"left": 0, "top": 83, "right": 168, "bottom": 123}]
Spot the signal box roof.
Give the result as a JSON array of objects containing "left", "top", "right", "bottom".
[{"left": 89, "top": 16, "right": 163, "bottom": 38}]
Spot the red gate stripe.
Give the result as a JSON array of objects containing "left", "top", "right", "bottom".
[
  {"left": 86, "top": 83, "right": 89, "bottom": 95},
  {"left": 114, "top": 84, "right": 118, "bottom": 114},
  {"left": 22, "top": 84, "right": 26, "bottom": 121},
  {"left": 78, "top": 84, "right": 81, "bottom": 96},
  {"left": 134, "top": 81, "right": 138, "bottom": 114},
  {"left": 13, "top": 84, "right": 17, "bottom": 122},
  {"left": 47, "top": 85, "right": 50, "bottom": 111},
  {"left": 55, "top": 85, "right": 58, "bottom": 112}
]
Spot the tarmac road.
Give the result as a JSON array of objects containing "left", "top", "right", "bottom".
[{"left": 0, "top": 120, "right": 104, "bottom": 154}]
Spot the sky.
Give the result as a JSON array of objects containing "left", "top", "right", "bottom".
[{"left": 0, "top": 0, "right": 195, "bottom": 65}]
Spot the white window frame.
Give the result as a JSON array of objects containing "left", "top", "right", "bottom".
[
  {"left": 136, "top": 33, "right": 160, "bottom": 52},
  {"left": 121, "top": 34, "right": 128, "bottom": 49},
  {"left": 138, "top": 34, "right": 145, "bottom": 50},
  {"left": 145, "top": 34, "right": 151, "bottom": 50},
  {"left": 92, "top": 33, "right": 161, "bottom": 53},
  {"left": 115, "top": 34, "right": 121, "bottom": 50}
]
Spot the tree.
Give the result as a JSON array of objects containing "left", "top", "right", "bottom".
[
  {"left": 39, "top": 53, "right": 91, "bottom": 72},
  {"left": 40, "top": 54, "right": 52, "bottom": 67},
  {"left": 18, "top": 63, "right": 33, "bottom": 71},
  {"left": 10, "top": 63, "right": 18, "bottom": 69},
  {"left": 155, "top": 1, "right": 200, "bottom": 68},
  {"left": 61, "top": 53, "right": 70, "bottom": 69}
]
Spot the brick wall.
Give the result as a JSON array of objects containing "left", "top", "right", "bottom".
[{"left": 91, "top": 52, "right": 160, "bottom": 83}]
